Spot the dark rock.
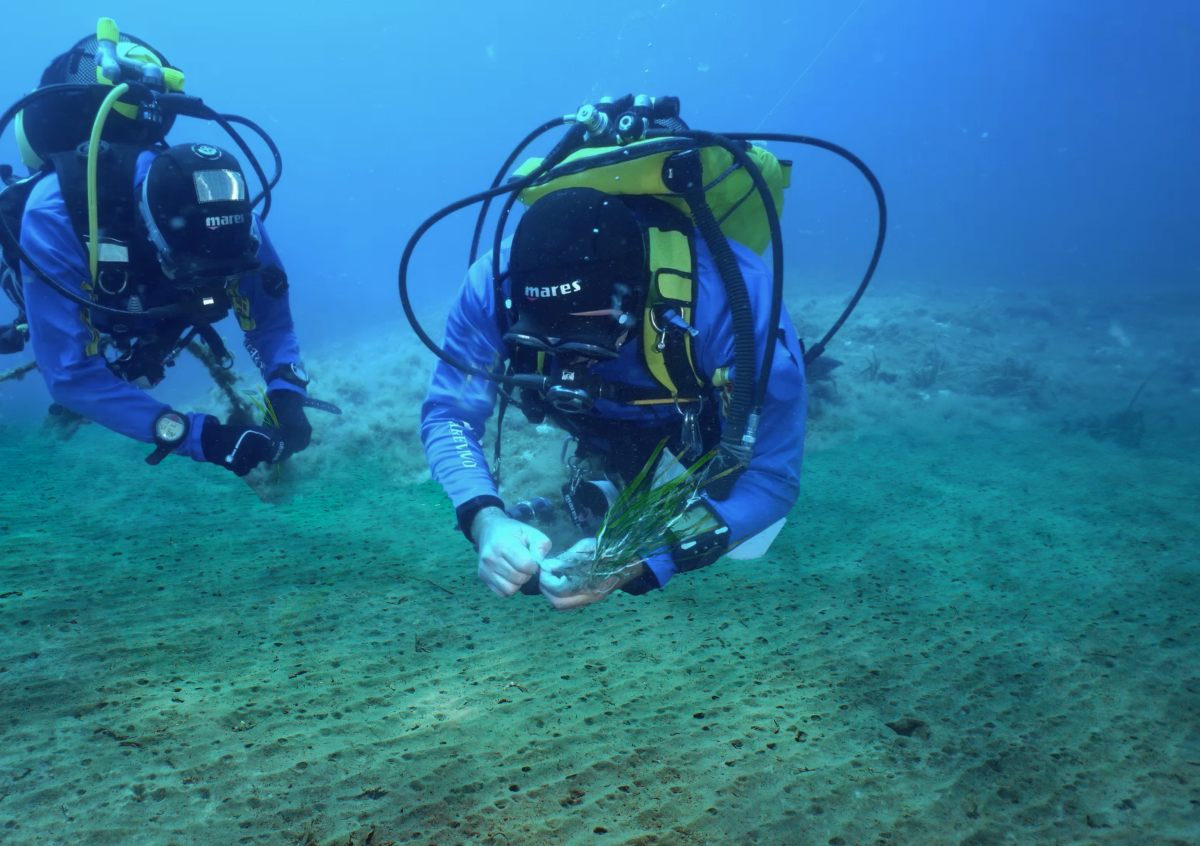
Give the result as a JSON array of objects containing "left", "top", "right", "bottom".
[{"left": 885, "top": 717, "right": 929, "bottom": 738}]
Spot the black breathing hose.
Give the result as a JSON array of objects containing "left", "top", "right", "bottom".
[
  {"left": 469, "top": 116, "right": 566, "bottom": 266},
  {"left": 219, "top": 113, "right": 283, "bottom": 214},
  {"left": 396, "top": 109, "right": 888, "bottom": 469},
  {"left": 491, "top": 122, "right": 589, "bottom": 288},
  {"left": 209, "top": 113, "right": 273, "bottom": 221},
  {"left": 489, "top": 182, "right": 525, "bottom": 302},
  {"left": 720, "top": 132, "right": 887, "bottom": 365},
  {"left": 398, "top": 122, "right": 597, "bottom": 388},
  {"left": 675, "top": 175, "right": 759, "bottom": 459},
  {"left": 661, "top": 128, "right": 788, "bottom": 456},
  {"left": 140, "top": 93, "right": 275, "bottom": 222},
  {"left": 399, "top": 180, "right": 555, "bottom": 386}
]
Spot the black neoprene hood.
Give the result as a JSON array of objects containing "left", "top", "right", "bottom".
[{"left": 506, "top": 187, "right": 647, "bottom": 356}]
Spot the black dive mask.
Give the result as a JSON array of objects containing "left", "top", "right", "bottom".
[{"left": 503, "top": 324, "right": 634, "bottom": 362}]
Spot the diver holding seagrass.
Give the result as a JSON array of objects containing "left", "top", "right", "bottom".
[
  {"left": 0, "top": 19, "right": 322, "bottom": 476},
  {"left": 405, "top": 95, "right": 886, "bottom": 609}
]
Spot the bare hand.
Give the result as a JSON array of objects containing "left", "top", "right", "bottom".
[
  {"left": 473, "top": 507, "right": 552, "bottom": 597},
  {"left": 539, "top": 539, "right": 646, "bottom": 610}
]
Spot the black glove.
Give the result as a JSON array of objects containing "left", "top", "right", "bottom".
[
  {"left": 199, "top": 415, "right": 284, "bottom": 476},
  {"left": 0, "top": 322, "right": 26, "bottom": 354},
  {"left": 268, "top": 389, "right": 312, "bottom": 459}
]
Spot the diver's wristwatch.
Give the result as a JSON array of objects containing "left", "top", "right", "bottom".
[
  {"left": 268, "top": 361, "right": 309, "bottom": 389},
  {"left": 145, "top": 410, "right": 189, "bottom": 466}
]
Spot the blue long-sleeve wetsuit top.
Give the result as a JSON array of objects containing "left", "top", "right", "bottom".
[
  {"left": 421, "top": 235, "right": 807, "bottom": 587},
  {"left": 20, "top": 150, "right": 305, "bottom": 462}
]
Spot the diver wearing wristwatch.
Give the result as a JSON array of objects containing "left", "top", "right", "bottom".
[
  {"left": 270, "top": 362, "right": 309, "bottom": 390},
  {"left": 145, "top": 410, "right": 189, "bottom": 465}
]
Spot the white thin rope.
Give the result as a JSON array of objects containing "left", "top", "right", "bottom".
[{"left": 755, "top": 0, "right": 869, "bottom": 131}]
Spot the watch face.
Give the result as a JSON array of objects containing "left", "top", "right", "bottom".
[
  {"left": 290, "top": 362, "right": 309, "bottom": 384},
  {"left": 155, "top": 413, "right": 187, "bottom": 444}
]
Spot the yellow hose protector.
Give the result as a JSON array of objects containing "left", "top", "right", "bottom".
[
  {"left": 162, "top": 67, "right": 187, "bottom": 92},
  {"left": 516, "top": 141, "right": 791, "bottom": 254},
  {"left": 94, "top": 17, "right": 186, "bottom": 118},
  {"left": 87, "top": 83, "right": 130, "bottom": 284},
  {"left": 96, "top": 16, "right": 120, "bottom": 44}
]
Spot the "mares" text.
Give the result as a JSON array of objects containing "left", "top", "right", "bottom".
[{"left": 525, "top": 280, "right": 582, "bottom": 299}]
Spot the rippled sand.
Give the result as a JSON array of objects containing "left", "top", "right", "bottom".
[{"left": 2, "top": 289, "right": 1197, "bottom": 845}]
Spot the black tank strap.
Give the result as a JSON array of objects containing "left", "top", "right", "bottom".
[
  {"left": 0, "top": 169, "right": 48, "bottom": 300},
  {"left": 45, "top": 143, "right": 144, "bottom": 244}
]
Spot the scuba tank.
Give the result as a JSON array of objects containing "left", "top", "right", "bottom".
[
  {"left": 0, "top": 17, "right": 284, "bottom": 325},
  {"left": 397, "top": 93, "right": 887, "bottom": 488}
]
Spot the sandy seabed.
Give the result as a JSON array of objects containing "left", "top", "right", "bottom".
[{"left": 1, "top": 286, "right": 1197, "bottom": 846}]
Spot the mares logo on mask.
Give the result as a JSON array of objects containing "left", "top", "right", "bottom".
[
  {"left": 206, "top": 213, "right": 247, "bottom": 230},
  {"left": 525, "top": 280, "right": 582, "bottom": 299}
]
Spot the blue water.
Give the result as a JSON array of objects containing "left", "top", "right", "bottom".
[
  {"left": 3, "top": 1, "right": 1196, "bottom": 339},
  {"left": 1, "top": 3, "right": 1198, "bottom": 843}
]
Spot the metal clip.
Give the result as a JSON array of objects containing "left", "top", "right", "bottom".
[
  {"left": 562, "top": 438, "right": 585, "bottom": 497},
  {"left": 679, "top": 403, "right": 702, "bottom": 461},
  {"left": 650, "top": 307, "right": 669, "bottom": 351}
]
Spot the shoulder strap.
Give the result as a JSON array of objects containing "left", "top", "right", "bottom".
[
  {"left": 45, "top": 143, "right": 144, "bottom": 244},
  {"left": 630, "top": 198, "right": 705, "bottom": 401}
]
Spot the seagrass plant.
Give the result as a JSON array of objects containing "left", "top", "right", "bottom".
[
  {"left": 245, "top": 386, "right": 279, "bottom": 428},
  {"left": 555, "top": 441, "right": 732, "bottom": 592},
  {"left": 245, "top": 386, "right": 282, "bottom": 479}
]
